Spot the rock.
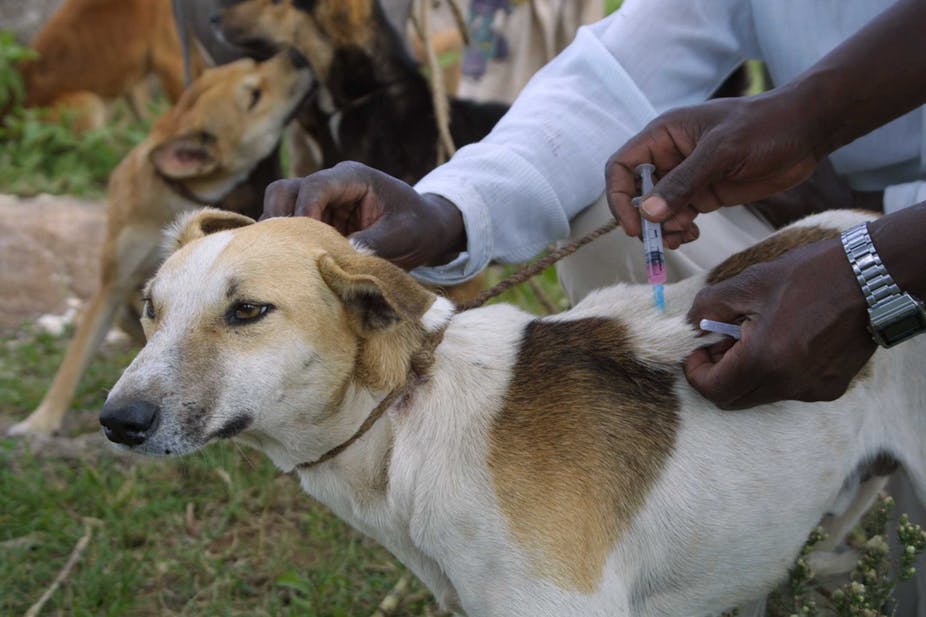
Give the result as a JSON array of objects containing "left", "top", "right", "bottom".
[
  {"left": 0, "top": 0, "right": 64, "bottom": 44},
  {"left": 0, "top": 193, "right": 105, "bottom": 337}
]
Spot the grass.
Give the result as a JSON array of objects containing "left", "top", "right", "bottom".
[
  {"left": 0, "top": 327, "right": 444, "bottom": 616},
  {"left": 0, "top": 30, "right": 156, "bottom": 198}
]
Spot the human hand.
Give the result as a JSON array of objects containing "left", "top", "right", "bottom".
[
  {"left": 263, "top": 161, "right": 466, "bottom": 270},
  {"left": 747, "top": 157, "right": 882, "bottom": 229},
  {"left": 605, "top": 92, "right": 825, "bottom": 246},
  {"left": 684, "top": 236, "right": 876, "bottom": 409}
]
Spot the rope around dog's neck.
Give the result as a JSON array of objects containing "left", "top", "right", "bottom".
[
  {"left": 294, "top": 217, "right": 620, "bottom": 471},
  {"left": 294, "top": 326, "right": 448, "bottom": 471}
]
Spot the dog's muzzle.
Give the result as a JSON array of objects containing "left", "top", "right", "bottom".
[{"left": 100, "top": 400, "right": 160, "bottom": 446}]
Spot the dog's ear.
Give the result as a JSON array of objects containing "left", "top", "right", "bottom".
[
  {"left": 317, "top": 252, "right": 437, "bottom": 335},
  {"left": 163, "top": 208, "right": 256, "bottom": 256},
  {"left": 149, "top": 132, "right": 219, "bottom": 179}
]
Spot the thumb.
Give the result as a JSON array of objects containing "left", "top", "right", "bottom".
[
  {"left": 641, "top": 139, "right": 724, "bottom": 222},
  {"left": 347, "top": 213, "right": 420, "bottom": 267},
  {"left": 348, "top": 221, "right": 393, "bottom": 258},
  {"left": 686, "top": 280, "right": 754, "bottom": 331}
]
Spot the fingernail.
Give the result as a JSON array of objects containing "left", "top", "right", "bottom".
[{"left": 641, "top": 196, "right": 668, "bottom": 220}]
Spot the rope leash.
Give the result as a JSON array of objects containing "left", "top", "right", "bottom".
[
  {"left": 456, "top": 218, "right": 620, "bottom": 311},
  {"left": 411, "top": 0, "right": 457, "bottom": 164}
]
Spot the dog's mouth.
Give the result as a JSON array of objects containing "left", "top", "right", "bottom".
[
  {"left": 284, "top": 80, "right": 319, "bottom": 124},
  {"left": 216, "top": 26, "right": 280, "bottom": 61},
  {"left": 100, "top": 395, "right": 254, "bottom": 457}
]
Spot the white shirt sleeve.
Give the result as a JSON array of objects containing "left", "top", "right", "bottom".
[
  {"left": 412, "top": 0, "right": 760, "bottom": 285},
  {"left": 884, "top": 181, "right": 926, "bottom": 215}
]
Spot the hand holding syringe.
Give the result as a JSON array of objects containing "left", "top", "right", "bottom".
[
  {"left": 634, "top": 163, "right": 666, "bottom": 311},
  {"left": 633, "top": 164, "right": 744, "bottom": 338}
]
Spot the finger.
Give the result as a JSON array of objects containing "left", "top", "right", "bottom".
[
  {"left": 661, "top": 222, "right": 699, "bottom": 249},
  {"left": 293, "top": 171, "right": 370, "bottom": 225},
  {"left": 692, "top": 159, "right": 819, "bottom": 214},
  {"left": 605, "top": 153, "right": 642, "bottom": 237},
  {"left": 349, "top": 217, "right": 416, "bottom": 268},
  {"left": 684, "top": 338, "right": 759, "bottom": 408},
  {"left": 348, "top": 223, "right": 388, "bottom": 257},
  {"left": 640, "top": 137, "right": 726, "bottom": 222},
  {"left": 685, "top": 280, "right": 755, "bottom": 329},
  {"left": 261, "top": 179, "right": 301, "bottom": 220},
  {"left": 611, "top": 192, "right": 643, "bottom": 238},
  {"left": 660, "top": 205, "right": 700, "bottom": 233}
]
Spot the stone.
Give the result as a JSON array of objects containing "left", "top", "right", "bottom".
[
  {"left": 0, "top": 193, "right": 105, "bottom": 337},
  {"left": 0, "top": 0, "right": 64, "bottom": 44}
]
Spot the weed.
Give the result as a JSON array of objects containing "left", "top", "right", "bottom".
[{"left": 0, "top": 30, "right": 156, "bottom": 197}]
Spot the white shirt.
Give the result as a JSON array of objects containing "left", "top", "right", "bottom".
[{"left": 413, "top": 0, "right": 925, "bottom": 285}]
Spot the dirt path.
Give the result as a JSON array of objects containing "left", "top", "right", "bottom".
[{"left": 0, "top": 194, "right": 105, "bottom": 337}]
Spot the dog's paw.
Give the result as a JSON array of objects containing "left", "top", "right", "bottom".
[
  {"left": 806, "top": 549, "right": 860, "bottom": 579},
  {"left": 7, "top": 415, "right": 60, "bottom": 437}
]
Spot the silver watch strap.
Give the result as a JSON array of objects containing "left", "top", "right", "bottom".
[{"left": 840, "top": 223, "right": 902, "bottom": 308}]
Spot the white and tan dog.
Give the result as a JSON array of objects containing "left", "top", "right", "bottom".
[{"left": 100, "top": 208, "right": 925, "bottom": 616}]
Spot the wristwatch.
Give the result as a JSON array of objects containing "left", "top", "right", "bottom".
[{"left": 841, "top": 222, "right": 926, "bottom": 348}]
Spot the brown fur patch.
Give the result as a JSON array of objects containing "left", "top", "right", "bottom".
[
  {"left": 314, "top": 0, "right": 374, "bottom": 47},
  {"left": 489, "top": 318, "right": 679, "bottom": 592},
  {"left": 707, "top": 225, "right": 841, "bottom": 284},
  {"left": 20, "top": 0, "right": 188, "bottom": 128},
  {"left": 318, "top": 251, "right": 437, "bottom": 391}
]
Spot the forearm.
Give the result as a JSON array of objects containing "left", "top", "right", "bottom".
[
  {"left": 414, "top": 26, "right": 661, "bottom": 282},
  {"left": 868, "top": 201, "right": 926, "bottom": 300},
  {"left": 783, "top": 0, "right": 926, "bottom": 157}
]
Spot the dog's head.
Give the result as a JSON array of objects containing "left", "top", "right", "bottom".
[
  {"left": 214, "top": 0, "right": 380, "bottom": 81},
  {"left": 100, "top": 210, "right": 452, "bottom": 469},
  {"left": 147, "top": 50, "right": 312, "bottom": 196}
]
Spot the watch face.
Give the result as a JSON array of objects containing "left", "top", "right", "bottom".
[
  {"left": 869, "top": 293, "right": 926, "bottom": 348},
  {"left": 879, "top": 314, "right": 926, "bottom": 347}
]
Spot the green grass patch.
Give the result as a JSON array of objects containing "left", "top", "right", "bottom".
[
  {"left": 0, "top": 30, "right": 156, "bottom": 198},
  {"left": 0, "top": 328, "right": 440, "bottom": 616}
]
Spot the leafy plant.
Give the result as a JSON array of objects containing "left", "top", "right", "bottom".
[
  {"left": 0, "top": 30, "right": 36, "bottom": 109},
  {"left": 774, "top": 495, "right": 926, "bottom": 617},
  {"left": 0, "top": 29, "right": 157, "bottom": 197}
]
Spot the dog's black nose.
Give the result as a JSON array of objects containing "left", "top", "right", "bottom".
[
  {"left": 209, "top": 12, "right": 222, "bottom": 26},
  {"left": 288, "top": 47, "right": 310, "bottom": 69},
  {"left": 100, "top": 400, "right": 160, "bottom": 446}
]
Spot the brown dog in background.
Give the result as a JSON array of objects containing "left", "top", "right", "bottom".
[
  {"left": 8, "top": 50, "right": 313, "bottom": 436},
  {"left": 18, "top": 0, "right": 200, "bottom": 130}
]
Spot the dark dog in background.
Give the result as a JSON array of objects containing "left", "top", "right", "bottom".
[{"left": 213, "top": 0, "right": 509, "bottom": 184}]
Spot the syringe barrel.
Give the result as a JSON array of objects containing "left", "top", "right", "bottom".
[{"left": 642, "top": 219, "right": 666, "bottom": 283}]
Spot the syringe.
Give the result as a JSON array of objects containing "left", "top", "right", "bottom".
[
  {"left": 634, "top": 163, "right": 666, "bottom": 312},
  {"left": 698, "top": 319, "right": 742, "bottom": 340}
]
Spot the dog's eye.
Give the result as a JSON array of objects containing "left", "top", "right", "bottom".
[
  {"left": 248, "top": 88, "right": 262, "bottom": 110},
  {"left": 229, "top": 302, "right": 273, "bottom": 324},
  {"left": 143, "top": 297, "right": 155, "bottom": 320}
]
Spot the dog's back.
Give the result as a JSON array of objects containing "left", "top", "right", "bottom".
[
  {"left": 395, "top": 209, "right": 926, "bottom": 614},
  {"left": 20, "top": 0, "right": 185, "bottom": 127}
]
